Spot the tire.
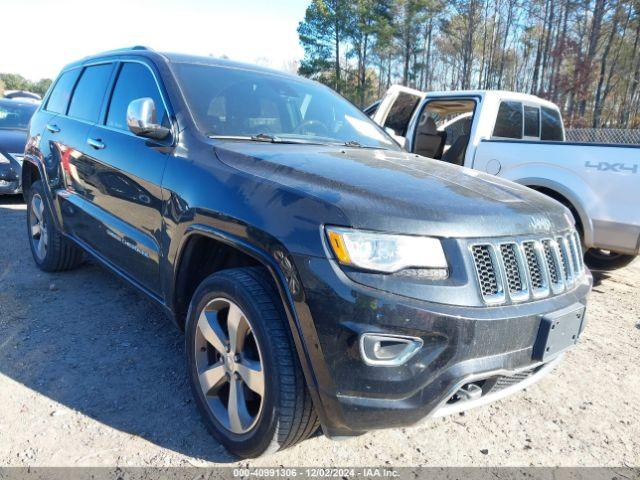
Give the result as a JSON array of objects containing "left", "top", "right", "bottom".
[
  {"left": 185, "top": 266, "right": 319, "bottom": 458},
  {"left": 26, "top": 180, "right": 85, "bottom": 272},
  {"left": 584, "top": 248, "right": 636, "bottom": 271}
]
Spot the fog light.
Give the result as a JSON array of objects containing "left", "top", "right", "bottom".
[{"left": 360, "top": 333, "right": 423, "bottom": 366}]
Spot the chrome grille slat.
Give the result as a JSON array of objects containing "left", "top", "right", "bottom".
[
  {"left": 560, "top": 236, "right": 576, "bottom": 284},
  {"left": 522, "top": 241, "right": 550, "bottom": 297},
  {"left": 542, "top": 239, "right": 565, "bottom": 293},
  {"left": 556, "top": 236, "right": 571, "bottom": 282},
  {"left": 498, "top": 243, "right": 529, "bottom": 302},
  {"left": 541, "top": 240, "right": 558, "bottom": 284},
  {"left": 471, "top": 245, "right": 505, "bottom": 304},
  {"left": 569, "top": 232, "right": 583, "bottom": 275},
  {"left": 500, "top": 244, "right": 522, "bottom": 293}
]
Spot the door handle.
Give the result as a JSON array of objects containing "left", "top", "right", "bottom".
[
  {"left": 46, "top": 124, "right": 60, "bottom": 133},
  {"left": 87, "top": 138, "right": 106, "bottom": 150}
]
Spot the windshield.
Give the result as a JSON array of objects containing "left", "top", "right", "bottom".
[
  {"left": 172, "top": 63, "right": 399, "bottom": 150},
  {"left": 0, "top": 101, "right": 38, "bottom": 130}
]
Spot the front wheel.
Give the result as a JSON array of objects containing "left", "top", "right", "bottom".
[
  {"left": 185, "top": 267, "right": 318, "bottom": 458},
  {"left": 584, "top": 248, "right": 636, "bottom": 271},
  {"left": 26, "top": 180, "right": 84, "bottom": 272}
]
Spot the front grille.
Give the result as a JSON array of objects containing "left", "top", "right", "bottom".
[
  {"left": 490, "top": 365, "right": 543, "bottom": 392},
  {"left": 471, "top": 245, "right": 499, "bottom": 297},
  {"left": 471, "top": 231, "right": 584, "bottom": 304}
]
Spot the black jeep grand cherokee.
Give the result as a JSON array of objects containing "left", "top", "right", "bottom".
[{"left": 23, "top": 47, "right": 591, "bottom": 458}]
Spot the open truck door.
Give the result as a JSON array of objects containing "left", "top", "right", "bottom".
[{"left": 372, "top": 85, "right": 425, "bottom": 148}]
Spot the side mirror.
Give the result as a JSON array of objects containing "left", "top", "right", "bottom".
[{"left": 126, "top": 98, "right": 170, "bottom": 140}]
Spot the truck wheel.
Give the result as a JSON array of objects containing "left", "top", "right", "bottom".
[
  {"left": 26, "top": 180, "right": 85, "bottom": 272},
  {"left": 584, "top": 248, "right": 636, "bottom": 271},
  {"left": 185, "top": 267, "right": 319, "bottom": 458}
]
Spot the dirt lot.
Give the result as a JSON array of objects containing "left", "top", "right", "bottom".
[{"left": 0, "top": 194, "right": 638, "bottom": 467}]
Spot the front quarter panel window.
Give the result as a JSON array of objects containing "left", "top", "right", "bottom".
[
  {"left": 493, "top": 101, "right": 523, "bottom": 139},
  {"left": 67, "top": 64, "right": 114, "bottom": 123},
  {"left": 106, "top": 62, "right": 169, "bottom": 131}
]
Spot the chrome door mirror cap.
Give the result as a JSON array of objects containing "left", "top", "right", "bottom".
[{"left": 126, "top": 97, "right": 170, "bottom": 140}]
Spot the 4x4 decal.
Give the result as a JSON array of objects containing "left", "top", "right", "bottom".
[{"left": 585, "top": 161, "right": 638, "bottom": 174}]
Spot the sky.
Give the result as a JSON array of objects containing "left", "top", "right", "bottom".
[{"left": 1, "top": 0, "right": 308, "bottom": 81}]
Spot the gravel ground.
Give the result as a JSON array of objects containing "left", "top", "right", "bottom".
[{"left": 0, "top": 194, "right": 638, "bottom": 467}]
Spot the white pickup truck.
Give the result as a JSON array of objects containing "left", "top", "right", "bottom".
[{"left": 368, "top": 86, "right": 640, "bottom": 271}]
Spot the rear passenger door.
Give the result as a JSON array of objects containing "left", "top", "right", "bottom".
[{"left": 75, "top": 61, "right": 172, "bottom": 295}]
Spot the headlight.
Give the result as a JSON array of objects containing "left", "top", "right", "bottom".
[
  {"left": 0, "top": 153, "right": 10, "bottom": 164},
  {"left": 325, "top": 226, "right": 448, "bottom": 276}
]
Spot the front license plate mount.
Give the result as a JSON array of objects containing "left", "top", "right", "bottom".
[{"left": 533, "top": 304, "right": 586, "bottom": 362}]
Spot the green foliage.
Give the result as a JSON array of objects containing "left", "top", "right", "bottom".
[
  {"left": 297, "top": 0, "right": 640, "bottom": 127},
  {"left": 297, "top": 0, "right": 350, "bottom": 92},
  {"left": 0, "top": 73, "right": 52, "bottom": 97}
]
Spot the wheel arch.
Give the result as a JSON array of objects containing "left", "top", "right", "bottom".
[
  {"left": 170, "top": 223, "right": 327, "bottom": 424},
  {"left": 21, "top": 157, "right": 43, "bottom": 199},
  {"left": 517, "top": 178, "right": 593, "bottom": 247}
]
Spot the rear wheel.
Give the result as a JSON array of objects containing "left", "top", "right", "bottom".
[
  {"left": 186, "top": 267, "right": 318, "bottom": 458},
  {"left": 26, "top": 180, "right": 84, "bottom": 272},
  {"left": 584, "top": 248, "right": 636, "bottom": 271}
]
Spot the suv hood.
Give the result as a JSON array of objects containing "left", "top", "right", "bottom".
[
  {"left": 214, "top": 142, "right": 573, "bottom": 238},
  {"left": 0, "top": 129, "right": 28, "bottom": 155}
]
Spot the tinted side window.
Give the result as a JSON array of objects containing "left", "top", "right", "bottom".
[
  {"left": 541, "top": 107, "right": 564, "bottom": 141},
  {"left": 67, "top": 64, "right": 113, "bottom": 123},
  {"left": 106, "top": 63, "right": 169, "bottom": 131},
  {"left": 46, "top": 70, "right": 81, "bottom": 114},
  {"left": 384, "top": 92, "right": 420, "bottom": 136},
  {"left": 493, "top": 101, "right": 522, "bottom": 139},
  {"left": 523, "top": 106, "right": 540, "bottom": 138}
]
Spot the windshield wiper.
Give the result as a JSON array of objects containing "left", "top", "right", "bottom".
[
  {"left": 208, "top": 133, "right": 325, "bottom": 145},
  {"left": 250, "top": 133, "right": 283, "bottom": 142},
  {"left": 342, "top": 140, "right": 389, "bottom": 150}
]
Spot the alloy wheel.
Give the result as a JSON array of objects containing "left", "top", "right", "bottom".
[
  {"left": 29, "top": 193, "right": 48, "bottom": 261},
  {"left": 195, "top": 297, "right": 265, "bottom": 434}
]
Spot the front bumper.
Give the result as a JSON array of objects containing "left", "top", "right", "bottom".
[
  {"left": 292, "top": 253, "right": 591, "bottom": 437},
  {"left": 591, "top": 218, "right": 640, "bottom": 255},
  {"left": 0, "top": 160, "right": 22, "bottom": 194}
]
